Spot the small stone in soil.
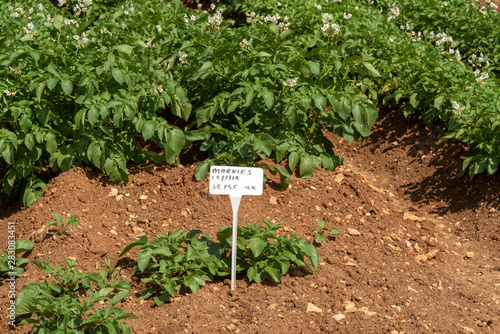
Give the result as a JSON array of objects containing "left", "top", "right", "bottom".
[
  {"left": 132, "top": 226, "right": 144, "bottom": 234},
  {"left": 415, "top": 254, "right": 428, "bottom": 263},
  {"left": 306, "top": 303, "right": 322, "bottom": 313},
  {"left": 333, "top": 314, "right": 346, "bottom": 321},
  {"left": 348, "top": 228, "right": 360, "bottom": 236},
  {"left": 356, "top": 307, "right": 377, "bottom": 317},
  {"left": 346, "top": 261, "right": 358, "bottom": 267},
  {"left": 404, "top": 212, "right": 424, "bottom": 221},
  {"left": 465, "top": 251, "right": 475, "bottom": 259},
  {"left": 108, "top": 188, "right": 118, "bottom": 197},
  {"left": 427, "top": 249, "right": 439, "bottom": 260},
  {"left": 343, "top": 301, "right": 356, "bottom": 313},
  {"left": 267, "top": 303, "right": 278, "bottom": 310},
  {"left": 390, "top": 233, "right": 401, "bottom": 241}
]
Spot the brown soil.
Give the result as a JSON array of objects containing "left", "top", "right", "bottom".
[{"left": 1, "top": 105, "right": 499, "bottom": 334}]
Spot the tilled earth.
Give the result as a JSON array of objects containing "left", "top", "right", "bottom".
[{"left": 0, "top": 106, "right": 499, "bottom": 334}]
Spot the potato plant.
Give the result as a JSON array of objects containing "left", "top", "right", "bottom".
[
  {"left": 0, "top": 0, "right": 499, "bottom": 207},
  {"left": 119, "top": 221, "right": 319, "bottom": 306},
  {"left": 15, "top": 258, "right": 135, "bottom": 333},
  {"left": 46, "top": 212, "right": 80, "bottom": 234},
  {"left": 0, "top": 0, "right": 379, "bottom": 206}
]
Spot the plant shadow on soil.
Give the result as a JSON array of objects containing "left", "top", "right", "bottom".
[{"left": 371, "top": 106, "right": 499, "bottom": 214}]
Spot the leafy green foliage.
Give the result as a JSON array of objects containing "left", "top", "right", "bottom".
[
  {"left": 1, "top": 0, "right": 498, "bottom": 208},
  {"left": 119, "top": 221, "right": 319, "bottom": 305},
  {"left": 119, "top": 229, "right": 226, "bottom": 306},
  {"left": 16, "top": 258, "right": 135, "bottom": 333},
  {"left": 313, "top": 219, "right": 339, "bottom": 244},
  {"left": 219, "top": 220, "right": 320, "bottom": 283},
  {"left": 357, "top": 0, "right": 500, "bottom": 177},
  {"left": 47, "top": 213, "right": 80, "bottom": 234},
  {"left": 0, "top": 239, "right": 35, "bottom": 280},
  {"left": 0, "top": 0, "right": 377, "bottom": 206},
  {"left": 228, "top": 0, "right": 500, "bottom": 178}
]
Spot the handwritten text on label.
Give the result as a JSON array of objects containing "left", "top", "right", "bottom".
[{"left": 209, "top": 166, "right": 263, "bottom": 196}]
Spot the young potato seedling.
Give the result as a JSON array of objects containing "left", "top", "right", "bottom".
[
  {"left": 313, "top": 219, "right": 339, "bottom": 244},
  {"left": 47, "top": 213, "right": 80, "bottom": 235}
]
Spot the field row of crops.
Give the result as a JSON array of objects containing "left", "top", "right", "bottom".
[{"left": 1, "top": 0, "right": 499, "bottom": 206}]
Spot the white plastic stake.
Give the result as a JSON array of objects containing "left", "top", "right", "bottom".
[
  {"left": 230, "top": 196, "right": 241, "bottom": 290},
  {"left": 209, "top": 166, "right": 263, "bottom": 291}
]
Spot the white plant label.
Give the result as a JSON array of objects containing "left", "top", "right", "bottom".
[
  {"left": 209, "top": 166, "right": 263, "bottom": 196},
  {"left": 209, "top": 166, "right": 264, "bottom": 290}
]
